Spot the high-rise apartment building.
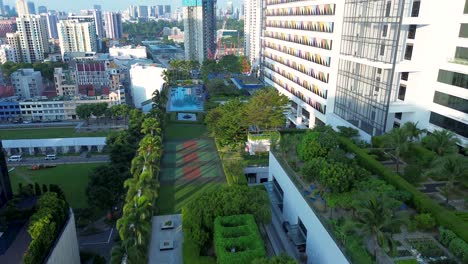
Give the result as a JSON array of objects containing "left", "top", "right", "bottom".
[
  {"left": 11, "top": 68, "right": 44, "bottom": 98},
  {"left": 0, "top": 0, "right": 4, "bottom": 16},
  {"left": 26, "top": 1, "right": 35, "bottom": 14},
  {"left": 44, "top": 12, "right": 59, "bottom": 39},
  {"left": 37, "top": 5, "right": 46, "bottom": 14},
  {"left": 165, "top": 5, "right": 172, "bottom": 15},
  {"left": 244, "top": 0, "right": 261, "bottom": 69},
  {"left": 16, "top": 0, "right": 29, "bottom": 16},
  {"left": 104, "top": 12, "right": 123, "bottom": 39},
  {"left": 261, "top": 0, "right": 468, "bottom": 145},
  {"left": 183, "top": 0, "right": 216, "bottom": 63},
  {"left": 0, "top": 44, "right": 20, "bottom": 63},
  {"left": 92, "top": 9, "right": 104, "bottom": 38},
  {"left": 6, "top": 32, "right": 21, "bottom": 60},
  {"left": 138, "top": 5, "right": 149, "bottom": 18},
  {"left": 58, "top": 20, "right": 97, "bottom": 58},
  {"left": 15, "top": 15, "right": 48, "bottom": 63},
  {"left": 158, "top": 5, "right": 164, "bottom": 17},
  {"left": 0, "top": 140, "right": 13, "bottom": 208},
  {"left": 0, "top": 18, "right": 17, "bottom": 37}
]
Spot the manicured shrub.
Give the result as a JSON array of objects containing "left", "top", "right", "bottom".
[
  {"left": 403, "top": 164, "right": 423, "bottom": 184},
  {"left": 297, "top": 132, "right": 326, "bottom": 160},
  {"left": 346, "top": 235, "right": 373, "bottom": 264},
  {"left": 449, "top": 238, "right": 468, "bottom": 263},
  {"left": 338, "top": 136, "right": 468, "bottom": 242},
  {"left": 301, "top": 157, "right": 327, "bottom": 182},
  {"left": 371, "top": 135, "right": 386, "bottom": 148},
  {"left": 414, "top": 213, "right": 436, "bottom": 230}
]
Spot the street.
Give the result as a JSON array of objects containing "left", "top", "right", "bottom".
[{"left": 6, "top": 154, "right": 110, "bottom": 166}]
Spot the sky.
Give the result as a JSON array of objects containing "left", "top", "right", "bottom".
[{"left": 3, "top": 0, "right": 238, "bottom": 12}]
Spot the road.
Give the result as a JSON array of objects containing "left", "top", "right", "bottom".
[{"left": 7, "top": 155, "right": 110, "bottom": 166}]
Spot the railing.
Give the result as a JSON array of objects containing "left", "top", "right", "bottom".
[
  {"left": 266, "top": 4, "right": 335, "bottom": 16},
  {"left": 265, "top": 20, "right": 334, "bottom": 33},
  {"left": 264, "top": 31, "right": 333, "bottom": 50},
  {"left": 264, "top": 45, "right": 331, "bottom": 67},
  {"left": 270, "top": 149, "right": 352, "bottom": 263}
]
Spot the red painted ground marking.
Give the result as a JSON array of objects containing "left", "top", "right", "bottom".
[
  {"left": 183, "top": 152, "right": 199, "bottom": 163},
  {"left": 183, "top": 166, "right": 201, "bottom": 180},
  {"left": 182, "top": 140, "right": 197, "bottom": 151}
]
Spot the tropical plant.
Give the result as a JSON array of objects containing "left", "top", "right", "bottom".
[
  {"left": 402, "top": 121, "right": 424, "bottom": 142},
  {"left": 355, "top": 195, "right": 406, "bottom": 257},
  {"left": 424, "top": 155, "right": 468, "bottom": 204},
  {"left": 422, "top": 129, "right": 461, "bottom": 156},
  {"left": 383, "top": 128, "right": 410, "bottom": 173}
]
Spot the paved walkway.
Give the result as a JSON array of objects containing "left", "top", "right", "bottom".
[{"left": 148, "top": 214, "right": 183, "bottom": 264}]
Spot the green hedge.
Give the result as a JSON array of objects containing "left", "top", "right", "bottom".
[
  {"left": 338, "top": 136, "right": 468, "bottom": 243},
  {"left": 183, "top": 238, "right": 216, "bottom": 264},
  {"left": 214, "top": 214, "right": 266, "bottom": 264},
  {"left": 439, "top": 227, "right": 468, "bottom": 263},
  {"left": 222, "top": 160, "right": 247, "bottom": 186}
]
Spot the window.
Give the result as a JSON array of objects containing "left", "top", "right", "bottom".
[
  {"left": 382, "top": 25, "right": 388, "bottom": 37},
  {"left": 393, "top": 122, "right": 400, "bottom": 128},
  {"left": 380, "top": 44, "right": 385, "bottom": 56},
  {"left": 455, "top": 47, "right": 468, "bottom": 60},
  {"left": 398, "top": 85, "right": 406, "bottom": 100},
  {"left": 298, "top": 218, "right": 307, "bottom": 237},
  {"left": 404, "top": 44, "right": 413, "bottom": 60},
  {"left": 385, "top": 1, "right": 392, "bottom": 17},
  {"left": 411, "top": 0, "right": 420, "bottom": 17},
  {"left": 377, "top": 68, "right": 382, "bottom": 74},
  {"left": 395, "top": 112, "right": 402, "bottom": 119},
  {"left": 408, "top": 25, "right": 416, "bottom": 39},
  {"left": 430, "top": 112, "right": 468, "bottom": 138},
  {"left": 459, "top": 24, "right": 468, "bottom": 38},
  {"left": 433, "top": 91, "right": 468, "bottom": 114},
  {"left": 465, "top": 0, "right": 468, "bottom": 14},
  {"left": 437, "top": 70, "right": 468, "bottom": 89},
  {"left": 401, "top": 72, "right": 409, "bottom": 81}
]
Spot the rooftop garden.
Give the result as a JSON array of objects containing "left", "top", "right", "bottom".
[{"left": 274, "top": 125, "right": 468, "bottom": 263}]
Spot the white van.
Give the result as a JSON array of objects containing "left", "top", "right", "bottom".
[
  {"left": 8, "top": 155, "right": 22, "bottom": 162},
  {"left": 44, "top": 154, "right": 57, "bottom": 160}
]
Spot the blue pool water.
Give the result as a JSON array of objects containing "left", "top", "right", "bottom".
[{"left": 168, "top": 87, "right": 204, "bottom": 112}]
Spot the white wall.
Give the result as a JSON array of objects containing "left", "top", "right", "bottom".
[
  {"left": 130, "top": 64, "right": 166, "bottom": 108},
  {"left": 109, "top": 46, "right": 147, "bottom": 59},
  {"left": 268, "top": 152, "right": 349, "bottom": 264},
  {"left": 45, "top": 210, "right": 80, "bottom": 264}
]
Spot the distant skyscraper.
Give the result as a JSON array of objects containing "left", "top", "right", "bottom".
[
  {"left": 165, "top": 5, "right": 171, "bottom": 15},
  {"left": 226, "top": 1, "right": 233, "bottom": 15},
  {"left": 15, "top": 15, "right": 48, "bottom": 63},
  {"left": 27, "top": 1, "right": 35, "bottom": 14},
  {"left": 0, "top": 140, "right": 13, "bottom": 208},
  {"left": 58, "top": 20, "right": 97, "bottom": 57},
  {"left": 157, "top": 5, "right": 164, "bottom": 17},
  {"left": 16, "top": 0, "right": 29, "bottom": 16},
  {"left": 128, "top": 5, "right": 138, "bottom": 19},
  {"left": 94, "top": 4, "right": 101, "bottom": 11},
  {"left": 138, "top": 5, "right": 148, "bottom": 18},
  {"left": 4, "top": 5, "right": 11, "bottom": 16},
  {"left": 37, "top": 5, "right": 46, "bottom": 14},
  {"left": 44, "top": 12, "right": 58, "bottom": 39},
  {"left": 0, "top": 0, "right": 4, "bottom": 16},
  {"left": 244, "top": 0, "right": 261, "bottom": 67},
  {"left": 92, "top": 9, "right": 104, "bottom": 38},
  {"left": 183, "top": 0, "right": 216, "bottom": 63},
  {"left": 150, "top": 6, "right": 157, "bottom": 17},
  {"left": 104, "top": 12, "right": 123, "bottom": 39}
]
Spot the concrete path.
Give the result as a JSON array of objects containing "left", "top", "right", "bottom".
[
  {"left": 148, "top": 214, "right": 183, "bottom": 264},
  {"left": 7, "top": 155, "right": 109, "bottom": 166}
]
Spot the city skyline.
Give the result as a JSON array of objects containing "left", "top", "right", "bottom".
[{"left": 3, "top": 0, "right": 237, "bottom": 12}]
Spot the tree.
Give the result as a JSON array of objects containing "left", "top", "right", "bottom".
[
  {"left": 425, "top": 155, "right": 468, "bottom": 204},
  {"left": 244, "top": 88, "right": 289, "bottom": 132},
  {"left": 141, "top": 117, "right": 161, "bottom": 137},
  {"left": 337, "top": 126, "right": 359, "bottom": 139},
  {"left": 86, "top": 165, "right": 129, "bottom": 213},
  {"left": 218, "top": 55, "right": 242, "bottom": 73},
  {"left": 402, "top": 121, "right": 423, "bottom": 142},
  {"left": 91, "top": 103, "right": 108, "bottom": 125},
  {"left": 76, "top": 104, "right": 92, "bottom": 125},
  {"left": 422, "top": 129, "right": 461, "bottom": 156},
  {"left": 205, "top": 98, "right": 247, "bottom": 148},
  {"left": 383, "top": 128, "right": 409, "bottom": 173},
  {"left": 355, "top": 195, "right": 405, "bottom": 257},
  {"left": 297, "top": 132, "right": 327, "bottom": 160}
]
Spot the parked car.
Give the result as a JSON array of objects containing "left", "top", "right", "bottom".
[
  {"left": 44, "top": 154, "right": 57, "bottom": 160},
  {"left": 8, "top": 155, "right": 22, "bottom": 162}
]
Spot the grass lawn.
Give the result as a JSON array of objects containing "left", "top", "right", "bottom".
[
  {"left": 165, "top": 123, "right": 208, "bottom": 140},
  {"left": 157, "top": 181, "right": 224, "bottom": 215},
  {"left": 0, "top": 127, "right": 108, "bottom": 140},
  {"left": 8, "top": 163, "right": 102, "bottom": 208},
  {"left": 183, "top": 237, "right": 216, "bottom": 264}
]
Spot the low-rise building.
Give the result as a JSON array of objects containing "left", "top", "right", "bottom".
[
  {"left": 11, "top": 69, "right": 44, "bottom": 99},
  {"left": 0, "top": 44, "right": 20, "bottom": 63},
  {"left": 54, "top": 68, "right": 78, "bottom": 96},
  {"left": 130, "top": 63, "right": 166, "bottom": 108},
  {"left": 0, "top": 100, "right": 21, "bottom": 121},
  {"left": 109, "top": 45, "right": 147, "bottom": 59}
]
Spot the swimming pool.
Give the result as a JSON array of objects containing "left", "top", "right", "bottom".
[{"left": 168, "top": 87, "right": 204, "bottom": 112}]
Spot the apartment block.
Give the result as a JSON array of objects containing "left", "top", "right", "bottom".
[
  {"left": 244, "top": 0, "right": 262, "bottom": 68},
  {"left": 0, "top": 44, "right": 20, "bottom": 63},
  {"left": 104, "top": 12, "right": 123, "bottom": 40},
  {"left": 11, "top": 68, "right": 44, "bottom": 99},
  {"left": 58, "top": 20, "right": 98, "bottom": 58},
  {"left": 183, "top": 0, "right": 216, "bottom": 63},
  {"left": 15, "top": 15, "right": 49, "bottom": 63},
  {"left": 0, "top": 18, "right": 17, "bottom": 37},
  {"left": 54, "top": 68, "right": 78, "bottom": 96}
]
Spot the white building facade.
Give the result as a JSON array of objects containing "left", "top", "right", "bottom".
[
  {"left": 109, "top": 45, "right": 147, "bottom": 59},
  {"left": 244, "top": 0, "right": 262, "bottom": 68},
  {"left": 11, "top": 69, "right": 44, "bottom": 99},
  {"left": 15, "top": 15, "right": 49, "bottom": 63},
  {"left": 129, "top": 63, "right": 166, "bottom": 108},
  {"left": 0, "top": 44, "right": 19, "bottom": 63}
]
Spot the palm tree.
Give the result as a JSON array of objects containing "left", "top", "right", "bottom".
[
  {"left": 423, "top": 129, "right": 461, "bottom": 156},
  {"left": 120, "top": 104, "right": 130, "bottom": 126},
  {"left": 425, "top": 155, "right": 468, "bottom": 204},
  {"left": 141, "top": 117, "right": 161, "bottom": 136},
  {"left": 355, "top": 195, "right": 405, "bottom": 258},
  {"left": 384, "top": 128, "right": 409, "bottom": 173},
  {"left": 402, "top": 121, "right": 423, "bottom": 142}
]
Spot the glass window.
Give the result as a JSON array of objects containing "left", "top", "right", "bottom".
[
  {"left": 437, "top": 70, "right": 468, "bottom": 89},
  {"left": 398, "top": 85, "right": 406, "bottom": 101},
  {"left": 455, "top": 47, "right": 468, "bottom": 60},
  {"left": 395, "top": 112, "right": 402, "bottom": 119},
  {"left": 408, "top": 25, "right": 416, "bottom": 39},
  {"left": 433, "top": 91, "right": 468, "bottom": 113},
  {"left": 459, "top": 24, "right": 468, "bottom": 38},
  {"left": 411, "top": 0, "right": 420, "bottom": 17},
  {"left": 401, "top": 72, "right": 409, "bottom": 81},
  {"left": 380, "top": 44, "right": 385, "bottom": 56},
  {"left": 404, "top": 44, "right": 413, "bottom": 60},
  {"left": 429, "top": 112, "right": 468, "bottom": 138},
  {"left": 298, "top": 218, "right": 307, "bottom": 237},
  {"left": 465, "top": 0, "right": 468, "bottom": 14},
  {"left": 385, "top": 1, "right": 392, "bottom": 17},
  {"left": 382, "top": 25, "right": 388, "bottom": 37}
]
